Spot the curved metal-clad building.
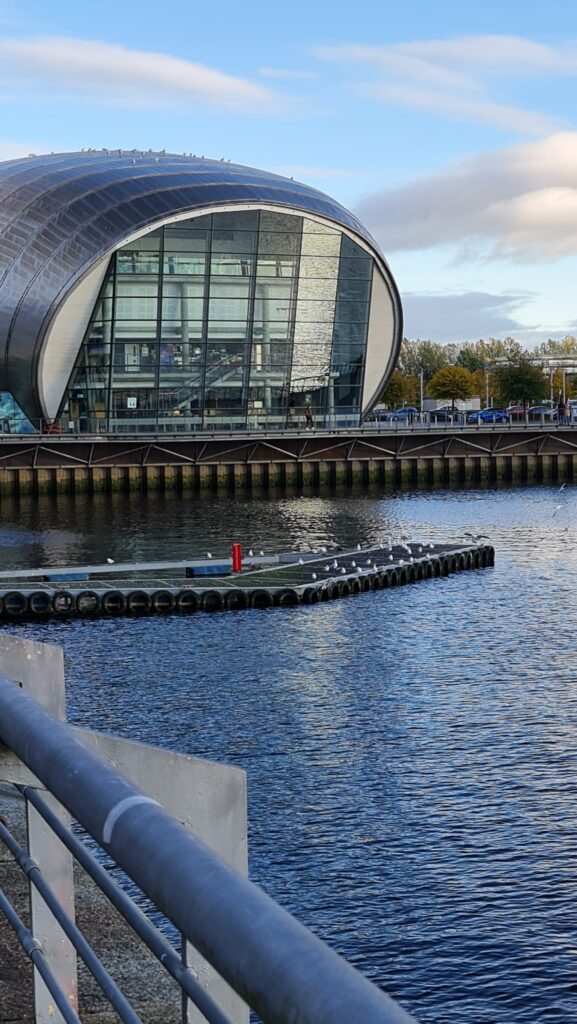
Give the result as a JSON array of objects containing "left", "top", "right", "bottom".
[{"left": 0, "top": 150, "right": 402, "bottom": 433}]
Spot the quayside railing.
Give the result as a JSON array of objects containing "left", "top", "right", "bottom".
[{"left": 0, "top": 636, "right": 416, "bottom": 1024}]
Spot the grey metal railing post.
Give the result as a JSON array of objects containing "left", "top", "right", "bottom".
[{"left": 0, "top": 672, "right": 416, "bottom": 1024}]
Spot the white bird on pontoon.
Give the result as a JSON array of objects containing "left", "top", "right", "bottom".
[
  {"left": 106, "top": 557, "right": 114, "bottom": 564},
  {"left": 351, "top": 560, "right": 356, "bottom": 567},
  {"left": 357, "top": 543, "right": 362, "bottom": 550},
  {"left": 298, "top": 558, "right": 304, "bottom": 565},
  {"left": 356, "top": 565, "right": 363, "bottom": 573},
  {"left": 311, "top": 573, "right": 317, "bottom": 580},
  {"left": 259, "top": 550, "right": 264, "bottom": 556},
  {"left": 248, "top": 549, "right": 253, "bottom": 557},
  {"left": 206, "top": 552, "right": 213, "bottom": 559},
  {"left": 340, "top": 567, "right": 346, "bottom": 574}
]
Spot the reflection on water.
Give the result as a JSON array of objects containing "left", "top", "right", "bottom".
[{"left": 2, "top": 485, "right": 577, "bottom": 1022}]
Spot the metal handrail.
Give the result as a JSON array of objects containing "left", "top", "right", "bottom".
[{"left": 0, "top": 673, "right": 416, "bottom": 1024}]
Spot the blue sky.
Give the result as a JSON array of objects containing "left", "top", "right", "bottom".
[{"left": 1, "top": 0, "right": 577, "bottom": 344}]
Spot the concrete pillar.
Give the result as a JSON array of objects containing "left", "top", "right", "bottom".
[
  {"left": 526, "top": 455, "right": 539, "bottom": 483},
  {"left": 268, "top": 462, "right": 282, "bottom": 487},
  {"left": 126, "top": 466, "right": 141, "bottom": 492},
  {"left": 332, "top": 460, "right": 347, "bottom": 485},
  {"left": 301, "top": 462, "right": 313, "bottom": 485},
  {"left": 109, "top": 466, "right": 124, "bottom": 492},
  {"left": 163, "top": 465, "right": 177, "bottom": 492},
  {"left": 17, "top": 468, "right": 35, "bottom": 495},
  {"left": 399, "top": 459, "right": 412, "bottom": 485},
  {"left": 250, "top": 463, "right": 264, "bottom": 488},
  {"left": 478, "top": 457, "right": 492, "bottom": 485},
  {"left": 233, "top": 464, "right": 246, "bottom": 490},
  {"left": 317, "top": 461, "right": 330, "bottom": 486},
  {"left": 284, "top": 462, "right": 298, "bottom": 487},
  {"left": 180, "top": 464, "right": 194, "bottom": 490},
  {"left": 91, "top": 468, "right": 108, "bottom": 491},
  {"left": 216, "top": 464, "right": 229, "bottom": 490}
]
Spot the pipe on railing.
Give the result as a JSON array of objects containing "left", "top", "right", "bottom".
[{"left": 0, "top": 673, "right": 416, "bottom": 1024}]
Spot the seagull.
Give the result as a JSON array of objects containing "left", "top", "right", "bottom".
[
  {"left": 552, "top": 504, "right": 563, "bottom": 517},
  {"left": 356, "top": 565, "right": 362, "bottom": 573},
  {"left": 417, "top": 546, "right": 423, "bottom": 553},
  {"left": 106, "top": 557, "right": 114, "bottom": 564},
  {"left": 259, "top": 550, "right": 264, "bottom": 556},
  {"left": 324, "top": 565, "right": 330, "bottom": 572},
  {"left": 206, "top": 552, "right": 213, "bottom": 559},
  {"left": 340, "top": 567, "right": 346, "bottom": 574},
  {"left": 388, "top": 554, "right": 394, "bottom": 561},
  {"left": 560, "top": 482, "right": 567, "bottom": 491},
  {"left": 351, "top": 560, "right": 356, "bottom": 567},
  {"left": 320, "top": 546, "right": 327, "bottom": 553},
  {"left": 298, "top": 558, "right": 304, "bottom": 565},
  {"left": 366, "top": 559, "right": 372, "bottom": 565},
  {"left": 399, "top": 558, "right": 405, "bottom": 565},
  {"left": 248, "top": 549, "right": 253, "bottom": 557},
  {"left": 410, "top": 556, "right": 414, "bottom": 562},
  {"left": 311, "top": 573, "right": 317, "bottom": 580},
  {"left": 357, "top": 543, "right": 362, "bottom": 550},
  {"left": 332, "top": 560, "right": 338, "bottom": 569}
]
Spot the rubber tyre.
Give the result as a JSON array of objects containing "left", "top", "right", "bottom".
[
  {"left": 101, "top": 590, "right": 127, "bottom": 615},
  {"left": 76, "top": 591, "right": 100, "bottom": 616},
  {"left": 52, "top": 591, "right": 75, "bottom": 615},
  {"left": 28, "top": 591, "right": 51, "bottom": 616},
  {"left": 224, "top": 590, "right": 249, "bottom": 611}
]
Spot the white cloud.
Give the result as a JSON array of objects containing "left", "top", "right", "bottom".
[
  {"left": 356, "top": 132, "right": 577, "bottom": 262},
  {"left": 314, "top": 35, "right": 572, "bottom": 134},
  {"left": 357, "top": 82, "right": 559, "bottom": 136},
  {"left": 0, "top": 36, "right": 290, "bottom": 112},
  {"left": 402, "top": 290, "right": 532, "bottom": 342}
]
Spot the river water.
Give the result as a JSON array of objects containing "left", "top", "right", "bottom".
[{"left": 1, "top": 483, "right": 576, "bottom": 1023}]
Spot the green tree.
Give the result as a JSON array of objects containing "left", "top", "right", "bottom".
[
  {"left": 427, "top": 366, "right": 476, "bottom": 411},
  {"left": 379, "top": 370, "right": 418, "bottom": 408},
  {"left": 456, "top": 345, "right": 485, "bottom": 373},
  {"left": 493, "top": 359, "right": 546, "bottom": 408},
  {"left": 397, "top": 339, "right": 451, "bottom": 381},
  {"left": 534, "top": 335, "right": 577, "bottom": 357}
]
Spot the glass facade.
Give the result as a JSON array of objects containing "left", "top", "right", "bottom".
[{"left": 60, "top": 210, "right": 374, "bottom": 433}]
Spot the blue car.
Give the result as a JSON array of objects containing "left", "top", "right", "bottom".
[
  {"left": 467, "top": 408, "right": 509, "bottom": 424},
  {"left": 386, "top": 406, "right": 420, "bottom": 421}
]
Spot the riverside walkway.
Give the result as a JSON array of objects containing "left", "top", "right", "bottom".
[
  {"left": 0, "top": 542, "right": 495, "bottom": 620},
  {"left": 0, "top": 423, "right": 574, "bottom": 493}
]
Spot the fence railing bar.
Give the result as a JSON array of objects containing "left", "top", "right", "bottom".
[
  {"left": 0, "top": 886, "right": 82, "bottom": 1024},
  {"left": 0, "top": 674, "right": 417, "bottom": 1024},
  {"left": 23, "top": 785, "right": 233, "bottom": 1024},
  {"left": 0, "top": 817, "right": 144, "bottom": 1024}
]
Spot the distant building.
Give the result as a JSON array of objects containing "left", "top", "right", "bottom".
[{"left": 0, "top": 151, "right": 402, "bottom": 433}]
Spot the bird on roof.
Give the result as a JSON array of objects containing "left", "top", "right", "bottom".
[
  {"left": 206, "top": 552, "right": 213, "bottom": 559},
  {"left": 356, "top": 543, "right": 362, "bottom": 550},
  {"left": 312, "top": 572, "right": 317, "bottom": 580},
  {"left": 106, "top": 557, "right": 114, "bottom": 564}
]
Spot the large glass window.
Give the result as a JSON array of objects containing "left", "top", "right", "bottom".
[{"left": 62, "top": 209, "right": 375, "bottom": 432}]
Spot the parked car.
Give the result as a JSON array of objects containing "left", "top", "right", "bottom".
[
  {"left": 386, "top": 406, "right": 420, "bottom": 422},
  {"left": 506, "top": 406, "right": 527, "bottom": 419},
  {"left": 467, "top": 408, "right": 509, "bottom": 424},
  {"left": 527, "top": 405, "right": 557, "bottom": 420},
  {"left": 429, "top": 406, "right": 460, "bottom": 422}
]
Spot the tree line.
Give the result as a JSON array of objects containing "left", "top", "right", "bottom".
[{"left": 381, "top": 336, "right": 577, "bottom": 410}]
